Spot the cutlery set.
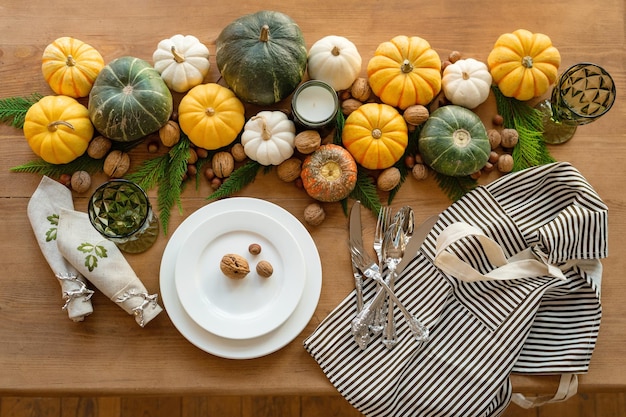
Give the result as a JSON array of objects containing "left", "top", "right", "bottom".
[{"left": 349, "top": 201, "right": 436, "bottom": 350}]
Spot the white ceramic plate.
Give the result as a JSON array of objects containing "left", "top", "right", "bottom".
[
  {"left": 175, "top": 210, "right": 306, "bottom": 339},
  {"left": 160, "top": 197, "right": 322, "bottom": 359}
]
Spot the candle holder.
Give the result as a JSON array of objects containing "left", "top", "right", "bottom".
[
  {"left": 88, "top": 179, "right": 159, "bottom": 254},
  {"left": 291, "top": 80, "right": 339, "bottom": 135}
]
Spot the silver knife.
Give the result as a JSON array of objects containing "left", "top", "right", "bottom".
[
  {"left": 349, "top": 201, "right": 365, "bottom": 312},
  {"left": 396, "top": 214, "right": 439, "bottom": 274}
]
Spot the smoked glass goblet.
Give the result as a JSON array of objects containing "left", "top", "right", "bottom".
[{"left": 537, "top": 62, "right": 616, "bottom": 144}]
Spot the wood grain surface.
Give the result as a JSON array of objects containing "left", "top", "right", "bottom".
[{"left": 0, "top": 0, "right": 624, "bottom": 399}]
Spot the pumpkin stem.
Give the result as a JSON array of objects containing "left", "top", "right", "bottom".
[
  {"left": 65, "top": 55, "right": 76, "bottom": 67},
  {"left": 252, "top": 115, "right": 272, "bottom": 140},
  {"left": 452, "top": 129, "right": 472, "bottom": 148},
  {"left": 320, "top": 160, "right": 342, "bottom": 181},
  {"left": 462, "top": 71, "right": 470, "bottom": 80},
  {"left": 47, "top": 120, "right": 75, "bottom": 132},
  {"left": 205, "top": 107, "right": 216, "bottom": 117},
  {"left": 259, "top": 25, "right": 270, "bottom": 42},
  {"left": 171, "top": 46, "right": 185, "bottom": 63},
  {"left": 331, "top": 46, "right": 341, "bottom": 56},
  {"left": 372, "top": 128, "right": 383, "bottom": 139},
  {"left": 400, "top": 59, "right": 414, "bottom": 74},
  {"left": 522, "top": 56, "right": 533, "bottom": 68}
]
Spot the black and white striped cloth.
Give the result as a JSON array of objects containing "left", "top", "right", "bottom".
[{"left": 304, "top": 162, "right": 607, "bottom": 417}]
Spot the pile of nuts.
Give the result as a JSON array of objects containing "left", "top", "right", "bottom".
[{"left": 219, "top": 243, "right": 273, "bottom": 280}]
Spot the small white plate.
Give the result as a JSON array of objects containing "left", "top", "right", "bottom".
[
  {"left": 159, "top": 197, "right": 322, "bottom": 359},
  {"left": 175, "top": 210, "right": 306, "bottom": 339}
]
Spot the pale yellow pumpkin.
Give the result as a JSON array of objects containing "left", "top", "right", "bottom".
[
  {"left": 307, "top": 35, "right": 362, "bottom": 91},
  {"left": 24, "top": 95, "right": 94, "bottom": 164},
  {"left": 41, "top": 37, "right": 105, "bottom": 98},
  {"left": 178, "top": 83, "right": 245, "bottom": 150}
]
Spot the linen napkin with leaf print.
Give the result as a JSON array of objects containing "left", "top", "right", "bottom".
[
  {"left": 27, "top": 176, "right": 94, "bottom": 322},
  {"left": 56, "top": 207, "right": 163, "bottom": 327}
]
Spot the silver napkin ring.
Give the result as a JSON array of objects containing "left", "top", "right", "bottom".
[
  {"left": 116, "top": 290, "right": 159, "bottom": 327},
  {"left": 56, "top": 273, "right": 95, "bottom": 310}
]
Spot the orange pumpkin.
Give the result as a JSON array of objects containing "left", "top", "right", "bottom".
[
  {"left": 342, "top": 103, "right": 408, "bottom": 170},
  {"left": 487, "top": 29, "right": 561, "bottom": 101},
  {"left": 301, "top": 144, "right": 358, "bottom": 202},
  {"left": 42, "top": 37, "right": 105, "bottom": 98},
  {"left": 367, "top": 35, "right": 442, "bottom": 109}
]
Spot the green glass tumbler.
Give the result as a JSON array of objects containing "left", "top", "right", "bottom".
[{"left": 88, "top": 179, "right": 159, "bottom": 254}]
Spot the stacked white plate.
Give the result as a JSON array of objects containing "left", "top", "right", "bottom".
[{"left": 159, "top": 197, "right": 322, "bottom": 359}]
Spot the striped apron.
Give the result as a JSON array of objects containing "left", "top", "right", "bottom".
[{"left": 304, "top": 162, "right": 607, "bottom": 417}]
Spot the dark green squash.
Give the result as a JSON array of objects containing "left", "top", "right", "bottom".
[
  {"left": 88, "top": 56, "right": 173, "bottom": 142},
  {"left": 216, "top": 10, "right": 307, "bottom": 106},
  {"left": 418, "top": 105, "right": 490, "bottom": 177}
]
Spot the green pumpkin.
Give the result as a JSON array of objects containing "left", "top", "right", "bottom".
[
  {"left": 89, "top": 56, "right": 173, "bottom": 142},
  {"left": 418, "top": 105, "right": 490, "bottom": 177},
  {"left": 216, "top": 10, "right": 307, "bottom": 105}
]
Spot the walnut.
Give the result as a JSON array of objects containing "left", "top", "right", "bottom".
[
  {"left": 411, "top": 163, "right": 429, "bottom": 181},
  {"left": 350, "top": 77, "right": 371, "bottom": 102},
  {"left": 304, "top": 203, "right": 326, "bottom": 226},
  {"left": 377, "top": 167, "right": 401, "bottom": 191},
  {"left": 159, "top": 120, "right": 181, "bottom": 147},
  {"left": 294, "top": 130, "right": 321, "bottom": 154},
  {"left": 230, "top": 143, "right": 247, "bottom": 162},
  {"left": 103, "top": 150, "right": 131, "bottom": 178},
  {"left": 501, "top": 128, "right": 519, "bottom": 148},
  {"left": 256, "top": 260, "right": 274, "bottom": 278},
  {"left": 87, "top": 135, "right": 112, "bottom": 159},
  {"left": 276, "top": 157, "right": 302, "bottom": 182},
  {"left": 448, "top": 50, "right": 462, "bottom": 63},
  {"left": 487, "top": 129, "right": 502, "bottom": 150},
  {"left": 70, "top": 171, "right": 91, "bottom": 193},
  {"left": 341, "top": 98, "right": 362, "bottom": 116},
  {"left": 497, "top": 154, "right": 514, "bottom": 173},
  {"left": 212, "top": 151, "right": 235, "bottom": 178},
  {"left": 219, "top": 254, "right": 250, "bottom": 279},
  {"left": 403, "top": 105, "right": 430, "bottom": 126}
]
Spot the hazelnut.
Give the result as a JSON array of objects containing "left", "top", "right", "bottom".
[
  {"left": 103, "top": 150, "right": 131, "bottom": 178},
  {"left": 487, "top": 129, "right": 502, "bottom": 150},
  {"left": 212, "top": 151, "right": 235, "bottom": 178},
  {"left": 219, "top": 254, "right": 250, "bottom": 279},
  {"left": 341, "top": 98, "right": 362, "bottom": 116},
  {"left": 87, "top": 136, "right": 112, "bottom": 159},
  {"left": 488, "top": 151, "right": 500, "bottom": 164},
  {"left": 256, "top": 260, "right": 274, "bottom": 278},
  {"left": 501, "top": 128, "right": 519, "bottom": 148},
  {"left": 403, "top": 105, "right": 430, "bottom": 126},
  {"left": 276, "top": 158, "right": 302, "bottom": 182},
  {"left": 187, "top": 148, "right": 198, "bottom": 165},
  {"left": 295, "top": 130, "right": 322, "bottom": 154},
  {"left": 195, "top": 147, "right": 209, "bottom": 159},
  {"left": 350, "top": 77, "right": 371, "bottom": 102},
  {"left": 411, "top": 163, "right": 429, "bottom": 181},
  {"left": 159, "top": 120, "right": 181, "bottom": 147},
  {"left": 497, "top": 154, "right": 514, "bottom": 173},
  {"left": 492, "top": 114, "right": 504, "bottom": 126},
  {"left": 230, "top": 143, "right": 247, "bottom": 162},
  {"left": 304, "top": 203, "right": 325, "bottom": 226},
  {"left": 147, "top": 140, "right": 159, "bottom": 153},
  {"left": 448, "top": 50, "right": 462, "bottom": 63},
  {"left": 377, "top": 167, "right": 401, "bottom": 191},
  {"left": 70, "top": 171, "right": 91, "bottom": 193},
  {"left": 248, "top": 243, "right": 262, "bottom": 255}
]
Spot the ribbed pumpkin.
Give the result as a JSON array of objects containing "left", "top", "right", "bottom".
[
  {"left": 367, "top": 35, "right": 442, "bottom": 109},
  {"left": 178, "top": 83, "right": 245, "bottom": 150},
  {"left": 216, "top": 10, "right": 307, "bottom": 105},
  {"left": 307, "top": 35, "right": 362, "bottom": 91},
  {"left": 240, "top": 111, "right": 296, "bottom": 165},
  {"left": 487, "top": 29, "right": 561, "bottom": 101},
  {"left": 301, "top": 144, "right": 357, "bottom": 202},
  {"left": 418, "top": 105, "right": 490, "bottom": 177},
  {"left": 41, "top": 37, "right": 105, "bottom": 98},
  {"left": 24, "top": 95, "right": 94, "bottom": 164},
  {"left": 441, "top": 58, "right": 492, "bottom": 109},
  {"left": 88, "top": 56, "right": 173, "bottom": 142},
  {"left": 152, "top": 34, "right": 211, "bottom": 93},
  {"left": 342, "top": 103, "right": 408, "bottom": 170}
]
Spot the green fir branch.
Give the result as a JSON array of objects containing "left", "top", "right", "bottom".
[
  {"left": 0, "top": 93, "right": 43, "bottom": 128},
  {"left": 10, "top": 153, "right": 104, "bottom": 177},
  {"left": 492, "top": 86, "right": 555, "bottom": 171},
  {"left": 207, "top": 160, "right": 263, "bottom": 200},
  {"left": 348, "top": 168, "right": 382, "bottom": 215},
  {"left": 434, "top": 172, "right": 478, "bottom": 202},
  {"left": 388, "top": 125, "right": 422, "bottom": 204},
  {"left": 333, "top": 110, "right": 345, "bottom": 145}
]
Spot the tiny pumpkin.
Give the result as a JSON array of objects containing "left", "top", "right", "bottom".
[
  {"left": 307, "top": 35, "right": 362, "bottom": 91},
  {"left": 487, "top": 29, "right": 561, "bottom": 101},
  {"left": 367, "top": 35, "right": 442, "bottom": 109},
  {"left": 301, "top": 144, "right": 357, "bottom": 202},
  {"left": 442, "top": 58, "right": 493, "bottom": 109},
  {"left": 178, "top": 83, "right": 245, "bottom": 150},
  {"left": 41, "top": 37, "right": 105, "bottom": 98},
  {"left": 240, "top": 111, "right": 296, "bottom": 166},
  {"left": 342, "top": 103, "right": 408, "bottom": 170},
  {"left": 152, "top": 34, "right": 211, "bottom": 93},
  {"left": 23, "top": 95, "right": 94, "bottom": 164}
]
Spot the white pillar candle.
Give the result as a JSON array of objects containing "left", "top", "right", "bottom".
[{"left": 292, "top": 81, "right": 339, "bottom": 128}]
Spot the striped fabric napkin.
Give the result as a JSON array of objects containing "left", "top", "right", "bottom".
[{"left": 304, "top": 162, "right": 607, "bottom": 417}]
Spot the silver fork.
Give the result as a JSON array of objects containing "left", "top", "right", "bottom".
[
  {"left": 371, "top": 206, "right": 392, "bottom": 334},
  {"left": 350, "top": 245, "right": 430, "bottom": 346}
]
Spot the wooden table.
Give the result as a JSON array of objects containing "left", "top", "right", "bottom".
[{"left": 1, "top": 0, "right": 624, "bottom": 398}]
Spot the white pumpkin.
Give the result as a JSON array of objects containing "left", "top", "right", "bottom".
[
  {"left": 241, "top": 111, "right": 296, "bottom": 166},
  {"left": 442, "top": 58, "right": 493, "bottom": 109},
  {"left": 307, "top": 35, "right": 362, "bottom": 91},
  {"left": 153, "top": 34, "right": 210, "bottom": 93}
]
